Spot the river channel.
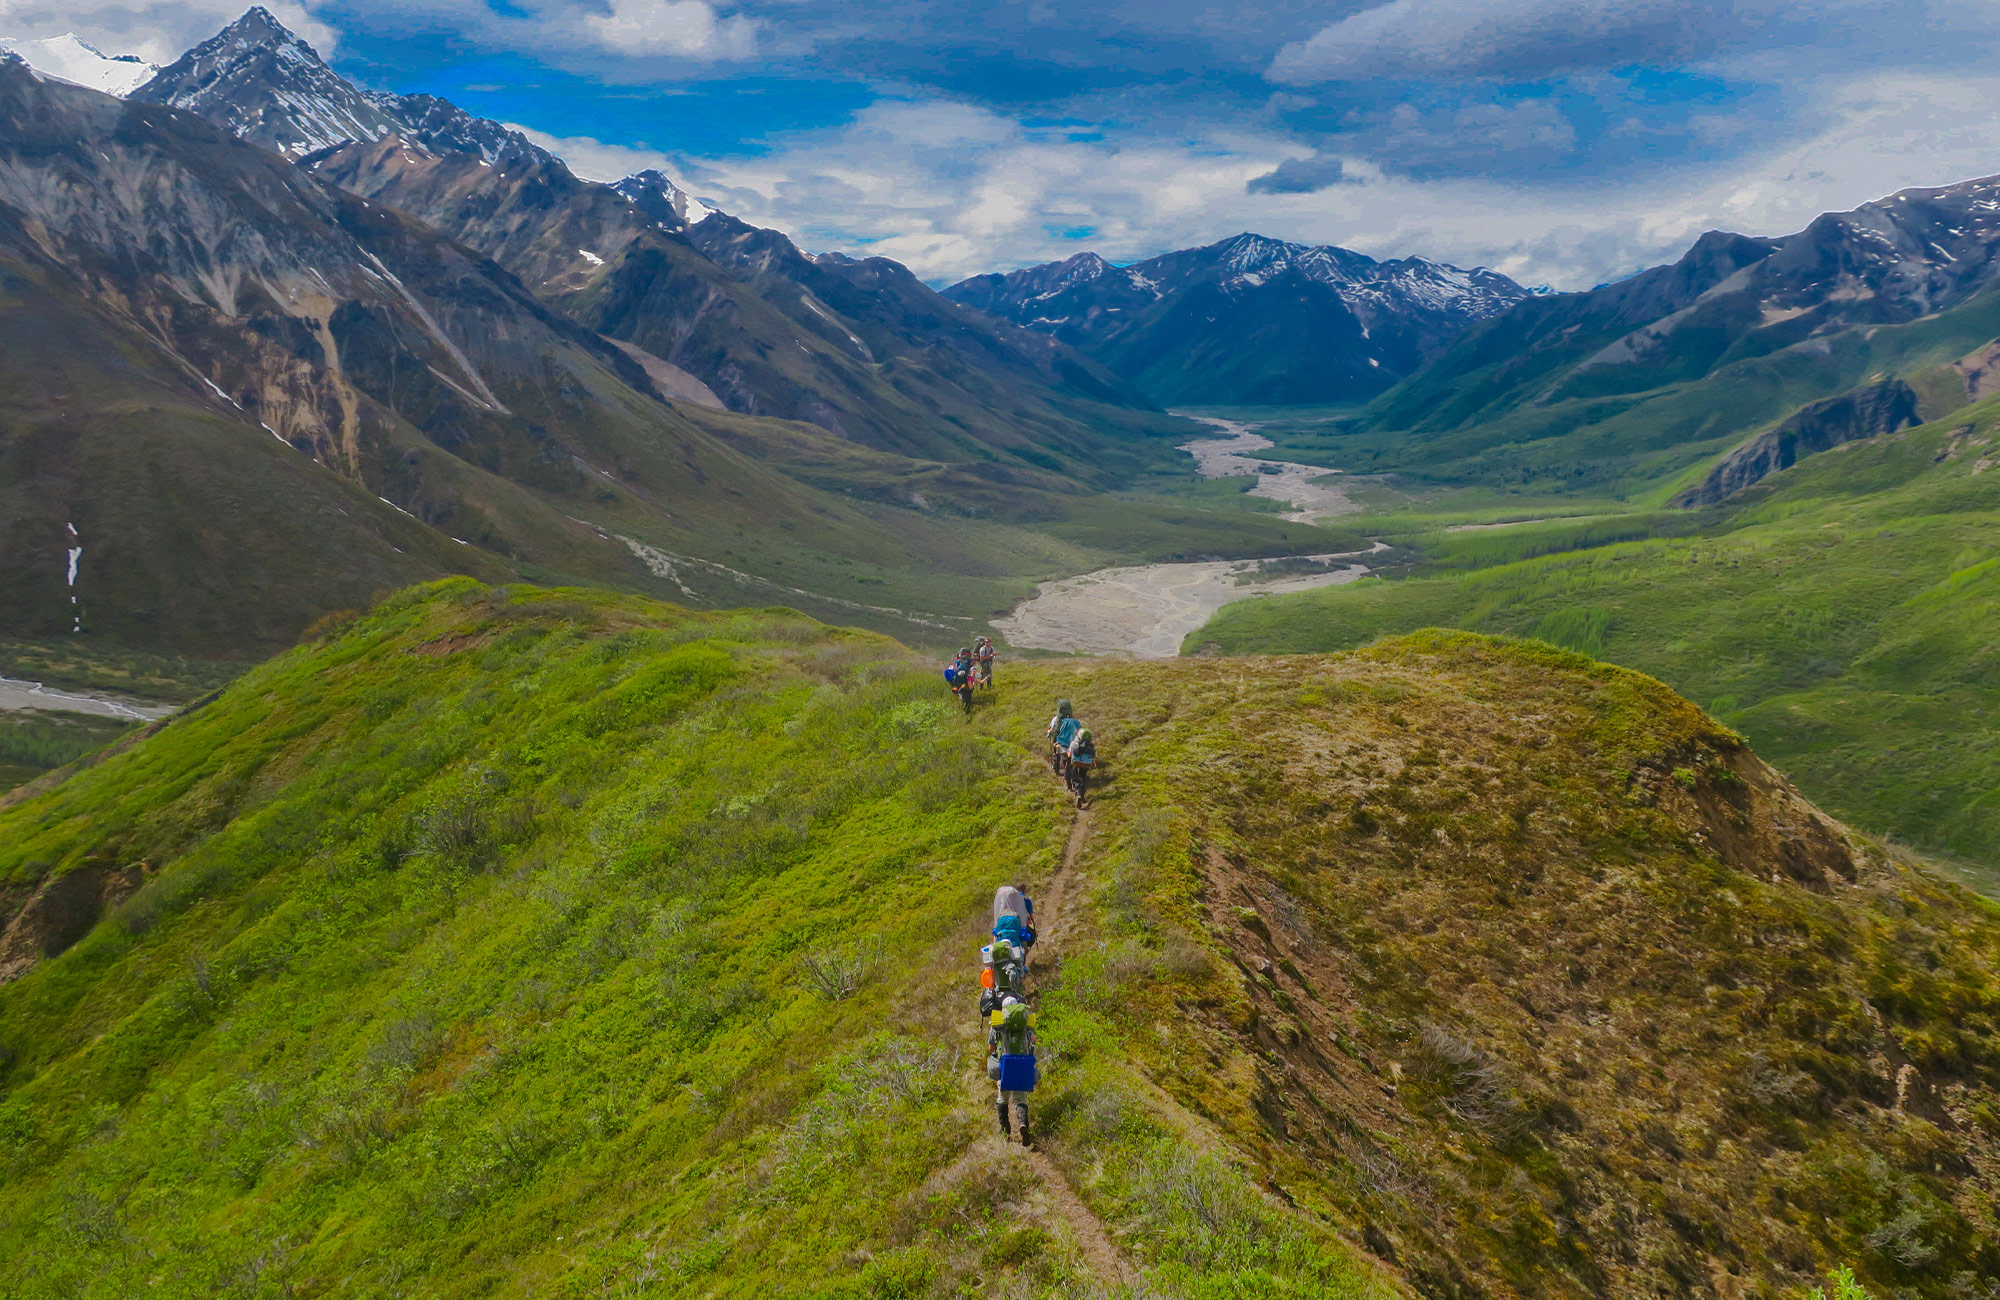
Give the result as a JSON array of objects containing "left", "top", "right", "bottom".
[
  {"left": 995, "top": 417, "right": 1375, "bottom": 658},
  {"left": 0, "top": 676, "right": 178, "bottom": 722}
]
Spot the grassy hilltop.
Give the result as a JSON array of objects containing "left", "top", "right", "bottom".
[
  {"left": 1197, "top": 396, "right": 2000, "bottom": 874},
  {"left": 1, "top": 584, "right": 1997, "bottom": 1297}
]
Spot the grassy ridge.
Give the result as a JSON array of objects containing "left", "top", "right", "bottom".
[
  {"left": 0, "top": 582, "right": 1393, "bottom": 1299},
  {"left": 3, "top": 584, "right": 1997, "bottom": 1296},
  {"left": 1193, "top": 398, "right": 2000, "bottom": 869}
]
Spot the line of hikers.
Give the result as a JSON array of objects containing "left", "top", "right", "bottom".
[
  {"left": 942, "top": 636, "right": 997, "bottom": 715},
  {"left": 1044, "top": 698, "right": 1096, "bottom": 807},
  {"left": 982, "top": 883, "right": 1038, "bottom": 1145}
]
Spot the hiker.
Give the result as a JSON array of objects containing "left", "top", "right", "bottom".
[
  {"left": 945, "top": 649, "right": 976, "bottom": 715},
  {"left": 1066, "top": 726, "right": 1096, "bottom": 807},
  {"left": 974, "top": 636, "right": 996, "bottom": 687},
  {"left": 979, "top": 936, "right": 1028, "bottom": 1016},
  {"left": 992, "top": 883, "right": 1035, "bottom": 952},
  {"left": 1046, "top": 699, "right": 1080, "bottom": 776},
  {"left": 987, "top": 994, "right": 1038, "bottom": 1145}
]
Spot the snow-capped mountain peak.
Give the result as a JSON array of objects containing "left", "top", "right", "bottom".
[
  {"left": 0, "top": 32, "right": 157, "bottom": 97},
  {"left": 131, "top": 7, "right": 402, "bottom": 157},
  {"left": 613, "top": 169, "right": 715, "bottom": 230},
  {"left": 941, "top": 231, "right": 1536, "bottom": 404}
]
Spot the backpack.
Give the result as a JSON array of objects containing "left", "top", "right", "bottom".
[
  {"left": 1055, "top": 717, "right": 1081, "bottom": 748},
  {"left": 993, "top": 914, "right": 1028, "bottom": 946},
  {"left": 1070, "top": 736, "right": 1095, "bottom": 764}
]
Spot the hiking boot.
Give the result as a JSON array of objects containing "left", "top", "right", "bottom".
[{"left": 997, "top": 1101, "right": 1011, "bottom": 1135}]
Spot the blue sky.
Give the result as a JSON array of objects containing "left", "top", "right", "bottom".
[{"left": 6, "top": 0, "right": 2000, "bottom": 287}]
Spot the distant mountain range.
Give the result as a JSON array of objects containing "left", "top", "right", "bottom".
[
  {"left": 4, "top": 6, "right": 2000, "bottom": 658},
  {"left": 1343, "top": 173, "right": 2000, "bottom": 497},
  {"left": 946, "top": 235, "right": 1537, "bottom": 406}
]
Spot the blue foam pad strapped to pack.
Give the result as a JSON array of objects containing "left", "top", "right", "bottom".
[{"left": 997, "top": 1054, "right": 1037, "bottom": 1092}]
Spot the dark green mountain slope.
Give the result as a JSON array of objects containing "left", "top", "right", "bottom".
[
  {"left": 0, "top": 252, "right": 493, "bottom": 649},
  {"left": 1, "top": 584, "right": 1995, "bottom": 1297}
]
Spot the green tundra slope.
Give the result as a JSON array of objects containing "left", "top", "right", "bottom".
[
  {"left": 1194, "top": 396, "right": 2000, "bottom": 870},
  {"left": 3, "top": 586, "right": 1997, "bottom": 1297}
]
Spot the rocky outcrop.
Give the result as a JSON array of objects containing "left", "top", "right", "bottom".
[
  {"left": 1673, "top": 378, "right": 1920, "bottom": 506},
  {"left": 0, "top": 864, "right": 146, "bottom": 983}
]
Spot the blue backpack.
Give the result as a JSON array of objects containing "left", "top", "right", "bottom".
[
  {"left": 993, "top": 914, "right": 1028, "bottom": 945},
  {"left": 1054, "top": 717, "right": 1081, "bottom": 747}
]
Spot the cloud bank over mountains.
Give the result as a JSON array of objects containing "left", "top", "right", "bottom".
[{"left": 5, "top": 0, "right": 1997, "bottom": 288}]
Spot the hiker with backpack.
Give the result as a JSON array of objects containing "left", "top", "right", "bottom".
[
  {"left": 1066, "top": 726, "right": 1096, "bottom": 807},
  {"left": 992, "top": 883, "right": 1035, "bottom": 953},
  {"left": 979, "top": 936, "right": 1028, "bottom": 1017},
  {"left": 944, "top": 648, "right": 977, "bottom": 715},
  {"left": 974, "top": 636, "right": 996, "bottom": 687},
  {"left": 1046, "top": 699, "right": 1080, "bottom": 776},
  {"left": 987, "top": 994, "right": 1038, "bottom": 1145}
]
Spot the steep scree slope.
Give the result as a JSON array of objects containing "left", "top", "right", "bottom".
[{"left": 0, "top": 585, "right": 1994, "bottom": 1298}]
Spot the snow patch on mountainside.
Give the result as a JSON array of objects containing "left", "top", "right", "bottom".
[{"left": 0, "top": 33, "right": 155, "bottom": 96}]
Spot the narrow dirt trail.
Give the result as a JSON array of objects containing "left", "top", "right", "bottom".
[{"left": 1014, "top": 804, "right": 1144, "bottom": 1293}]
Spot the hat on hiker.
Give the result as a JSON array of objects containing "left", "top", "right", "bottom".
[{"left": 1056, "top": 699, "right": 1072, "bottom": 717}]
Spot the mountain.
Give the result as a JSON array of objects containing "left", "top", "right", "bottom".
[
  {"left": 0, "top": 55, "right": 973, "bottom": 656},
  {"left": 0, "top": 33, "right": 155, "bottom": 96},
  {"left": 1340, "top": 176, "right": 2000, "bottom": 496},
  {"left": 136, "top": 10, "right": 1176, "bottom": 479},
  {"left": 130, "top": 6, "right": 403, "bottom": 156},
  {"left": 2, "top": 585, "right": 1995, "bottom": 1297},
  {"left": 944, "top": 234, "right": 1535, "bottom": 406}
]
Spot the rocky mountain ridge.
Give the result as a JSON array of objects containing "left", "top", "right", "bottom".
[{"left": 129, "top": 10, "right": 1165, "bottom": 472}]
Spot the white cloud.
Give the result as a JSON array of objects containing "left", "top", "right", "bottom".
[
  {"left": 508, "top": 124, "right": 679, "bottom": 183},
  {"left": 571, "top": 0, "right": 756, "bottom": 59},
  {"left": 0, "top": 0, "right": 337, "bottom": 64},
  {"left": 518, "top": 69, "right": 2000, "bottom": 292},
  {"left": 1267, "top": 0, "right": 1991, "bottom": 85},
  {"left": 1273, "top": 0, "right": 1706, "bottom": 83}
]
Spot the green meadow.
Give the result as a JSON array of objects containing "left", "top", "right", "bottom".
[{"left": 1196, "top": 396, "right": 2000, "bottom": 873}]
